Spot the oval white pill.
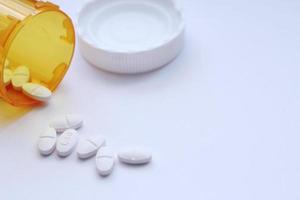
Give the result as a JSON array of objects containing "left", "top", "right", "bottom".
[
  {"left": 50, "top": 114, "right": 83, "bottom": 133},
  {"left": 118, "top": 147, "right": 152, "bottom": 165},
  {"left": 38, "top": 127, "right": 57, "bottom": 156},
  {"left": 57, "top": 129, "right": 78, "bottom": 157},
  {"left": 77, "top": 135, "right": 106, "bottom": 159},
  {"left": 11, "top": 66, "right": 30, "bottom": 90},
  {"left": 3, "top": 68, "right": 12, "bottom": 86},
  {"left": 96, "top": 147, "right": 115, "bottom": 176},
  {"left": 22, "top": 83, "right": 52, "bottom": 102}
]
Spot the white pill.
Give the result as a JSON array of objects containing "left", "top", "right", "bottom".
[
  {"left": 118, "top": 147, "right": 152, "bottom": 165},
  {"left": 77, "top": 135, "right": 106, "bottom": 159},
  {"left": 96, "top": 147, "right": 115, "bottom": 176},
  {"left": 22, "top": 83, "right": 52, "bottom": 102},
  {"left": 11, "top": 66, "right": 30, "bottom": 90},
  {"left": 56, "top": 129, "right": 78, "bottom": 157},
  {"left": 37, "top": 127, "right": 57, "bottom": 156},
  {"left": 3, "top": 68, "right": 12, "bottom": 86},
  {"left": 50, "top": 114, "right": 83, "bottom": 133}
]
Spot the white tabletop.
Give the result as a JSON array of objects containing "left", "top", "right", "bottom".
[{"left": 1, "top": 0, "right": 300, "bottom": 199}]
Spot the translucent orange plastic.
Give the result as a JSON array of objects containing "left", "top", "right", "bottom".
[{"left": 0, "top": 0, "right": 75, "bottom": 106}]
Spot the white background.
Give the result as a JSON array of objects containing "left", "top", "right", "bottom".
[{"left": 1, "top": 0, "right": 300, "bottom": 199}]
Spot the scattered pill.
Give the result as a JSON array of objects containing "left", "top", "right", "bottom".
[
  {"left": 57, "top": 129, "right": 78, "bottom": 157},
  {"left": 37, "top": 127, "right": 57, "bottom": 156},
  {"left": 22, "top": 83, "right": 52, "bottom": 102},
  {"left": 77, "top": 135, "right": 106, "bottom": 159},
  {"left": 37, "top": 117, "right": 153, "bottom": 176},
  {"left": 11, "top": 65, "right": 30, "bottom": 90},
  {"left": 96, "top": 147, "right": 115, "bottom": 176},
  {"left": 118, "top": 147, "right": 152, "bottom": 165},
  {"left": 50, "top": 114, "right": 83, "bottom": 133},
  {"left": 3, "top": 68, "right": 12, "bottom": 86}
]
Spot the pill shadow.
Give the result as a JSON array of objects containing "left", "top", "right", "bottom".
[
  {"left": 54, "top": 153, "right": 75, "bottom": 161},
  {"left": 37, "top": 151, "right": 52, "bottom": 159},
  {"left": 118, "top": 161, "right": 153, "bottom": 169},
  {"left": 0, "top": 99, "right": 32, "bottom": 129},
  {"left": 76, "top": 156, "right": 94, "bottom": 164},
  {"left": 95, "top": 170, "right": 115, "bottom": 179}
]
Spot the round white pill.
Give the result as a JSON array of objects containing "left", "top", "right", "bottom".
[
  {"left": 77, "top": 135, "right": 106, "bottom": 159},
  {"left": 57, "top": 129, "right": 78, "bottom": 157},
  {"left": 50, "top": 114, "right": 83, "bottom": 133},
  {"left": 11, "top": 66, "right": 30, "bottom": 90},
  {"left": 22, "top": 83, "right": 52, "bottom": 102},
  {"left": 118, "top": 147, "right": 152, "bottom": 165},
  {"left": 96, "top": 147, "right": 115, "bottom": 176},
  {"left": 37, "top": 127, "right": 57, "bottom": 156}
]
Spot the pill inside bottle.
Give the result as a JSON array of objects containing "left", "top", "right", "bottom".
[{"left": 0, "top": 0, "right": 75, "bottom": 106}]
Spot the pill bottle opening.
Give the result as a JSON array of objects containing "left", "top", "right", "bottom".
[{"left": 0, "top": 10, "right": 75, "bottom": 106}]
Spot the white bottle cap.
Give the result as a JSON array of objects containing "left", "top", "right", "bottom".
[{"left": 77, "top": 0, "right": 185, "bottom": 74}]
